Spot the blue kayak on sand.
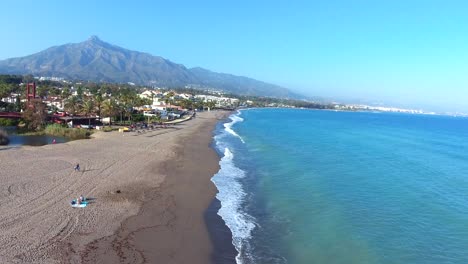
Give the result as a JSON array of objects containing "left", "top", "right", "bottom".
[{"left": 71, "top": 200, "right": 88, "bottom": 208}]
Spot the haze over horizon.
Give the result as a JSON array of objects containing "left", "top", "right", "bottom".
[{"left": 1, "top": 0, "right": 467, "bottom": 112}]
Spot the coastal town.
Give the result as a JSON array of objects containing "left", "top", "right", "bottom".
[
  {"left": 1, "top": 74, "right": 442, "bottom": 137},
  {"left": 0, "top": 75, "right": 243, "bottom": 136}
]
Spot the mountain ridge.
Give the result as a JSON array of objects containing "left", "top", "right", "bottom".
[{"left": 0, "top": 36, "right": 301, "bottom": 98}]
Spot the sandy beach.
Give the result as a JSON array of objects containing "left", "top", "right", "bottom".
[{"left": 0, "top": 110, "right": 233, "bottom": 264}]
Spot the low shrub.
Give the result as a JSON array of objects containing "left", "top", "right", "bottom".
[
  {"left": 44, "top": 124, "right": 91, "bottom": 139},
  {"left": 0, "top": 129, "right": 9, "bottom": 145},
  {"left": 0, "top": 118, "right": 18, "bottom": 127},
  {"left": 132, "top": 114, "right": 145, "bottom": 122},
  {"left": 102, "top": 126, "right": 114, "bottom": 132}
]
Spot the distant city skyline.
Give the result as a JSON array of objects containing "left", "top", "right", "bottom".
[{"left": 0, "top": 0, "right": 467, "bottom": 112}]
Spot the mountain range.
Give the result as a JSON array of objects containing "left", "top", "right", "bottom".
[{"left": 0, "top": 36, "right": 301, "bottom": 98}]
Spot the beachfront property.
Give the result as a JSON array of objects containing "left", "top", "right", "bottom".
[
  {"left": 137, "top": 90, "right": 188, "bottom": 120},
  {"left": 333, "top": 104, "right": 433, "bottom": 114},
  {"left": 139, "top": 90, "right": 160, "bottom": 99},
  {"left": 194, "top": 94, "right": 239, "bottom": 108},
  {"left": 139, "top": 90, "right": 240, "bottom": 110},
  {"left": 139, "top": 90, "right": 165, "bottom": 104},
  {"left": 139, "top": 91, "right": 167, "bottom": 108}
]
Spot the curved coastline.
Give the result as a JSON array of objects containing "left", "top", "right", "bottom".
[
  {"left": 0, "top": 110, "right": 233, "bottom": 264},
  {"left": 75, "top": 110, "right": 234, "bottom": 264}
]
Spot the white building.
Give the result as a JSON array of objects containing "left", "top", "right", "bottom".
[
  {"left": 139, "top": 90, "right": 165, "bottom": 105},
  {"left": 1, "top": 93, "right": 20, "bottom": 104},
  {"left": 195, "top": 94, "right": 239, "bottom": 107},
  {"left": 43, "top": 97, "right": 64, "bottom": 110}
]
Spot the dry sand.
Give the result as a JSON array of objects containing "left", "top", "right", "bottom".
[{"left": 0, "top": 110, "right": 230, "bottom": 264}]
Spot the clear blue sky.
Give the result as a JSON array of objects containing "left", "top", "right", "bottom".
[{"left": 1, "top": 0, "right": 467, "bottom": 112}]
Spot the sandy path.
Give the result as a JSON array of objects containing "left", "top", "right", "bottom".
[{"left": 0, "top": 111, "right": 228, "bottom": 264}]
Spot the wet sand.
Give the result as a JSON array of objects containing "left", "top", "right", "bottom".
[{"left": 0, "top": 110, "right": 234, "bottom": 264}]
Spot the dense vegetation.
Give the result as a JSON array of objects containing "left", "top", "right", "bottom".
[
  {"left": 0, "top": 118, "right": 18, "bottom": 126},
  {"left": 0, "top": 75, "right": 23, "bottom": 99},
  {"left": 44, "top": 124, "right": 90, "bottom": 139}
]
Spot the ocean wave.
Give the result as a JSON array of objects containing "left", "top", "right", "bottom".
[
  {"left": 224, "top": 112, "right": 245, "bottom": 143},
  {"left": 211, "top": 147, "right": 256, "bottom": 264}
]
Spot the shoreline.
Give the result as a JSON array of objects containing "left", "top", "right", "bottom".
[
  {"left": 0, "top": 110, "right": 236, "bottom": 264},
  {"left": 205, "top": 197, "right": 238, "bottom": 264},
  {"left": 77, "top": 110, "right": 235, "bottom": 264}
]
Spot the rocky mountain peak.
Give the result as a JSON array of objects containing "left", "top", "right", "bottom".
[
  {"left": 87, "top": 35, "right": 102, "bottom": 42},
  {"left": 0, "top": 37, "right": 299, "bottom": 98}
]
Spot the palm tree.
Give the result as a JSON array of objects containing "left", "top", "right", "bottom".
[
  {"left": 61, "top": 86, "right": 72, "bottom": 100},
  {"left": 125, "top": 94, "right": 140, "bottom": 123},
  {"left": 102, "top": 99, "right": 116, "bottom": 126},
  {"left": 0, "top": 83, "right": 13, "bottom": 99},
  {"left": 64, "top": 96, "right": 80, "bottom": 116},
  {"left": 179, "top": 99, "right": 193, "bottom": 110},
  {"left": 94, "top": 93, "right": 104, "bottom": 122},
  {"left": 163, "top": 92, "right": 175, "bottom": 107},
  {"left": 81, "top": 99, "right": 95, "bottom": 126},
  {"left": 118, "top": 92, "right": 134, "bottom": 124},
  {"left": 206, "top": 101, "right": 216, "bottom": 111}
]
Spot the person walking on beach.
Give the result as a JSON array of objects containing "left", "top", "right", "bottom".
[{"left": 74, "top": 163, "right": 80, "bottom": 171}]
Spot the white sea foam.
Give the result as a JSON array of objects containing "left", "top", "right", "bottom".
[
  {"left": 211, "top": 147, "right": 256, "bottom": 264},
  {"left": 224, "top": 112, "right": 245, "bottom": 143}
]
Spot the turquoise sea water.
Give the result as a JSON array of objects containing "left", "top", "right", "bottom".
[{"left": 212, "top": 108, "right": 468, "bottom": 264}]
